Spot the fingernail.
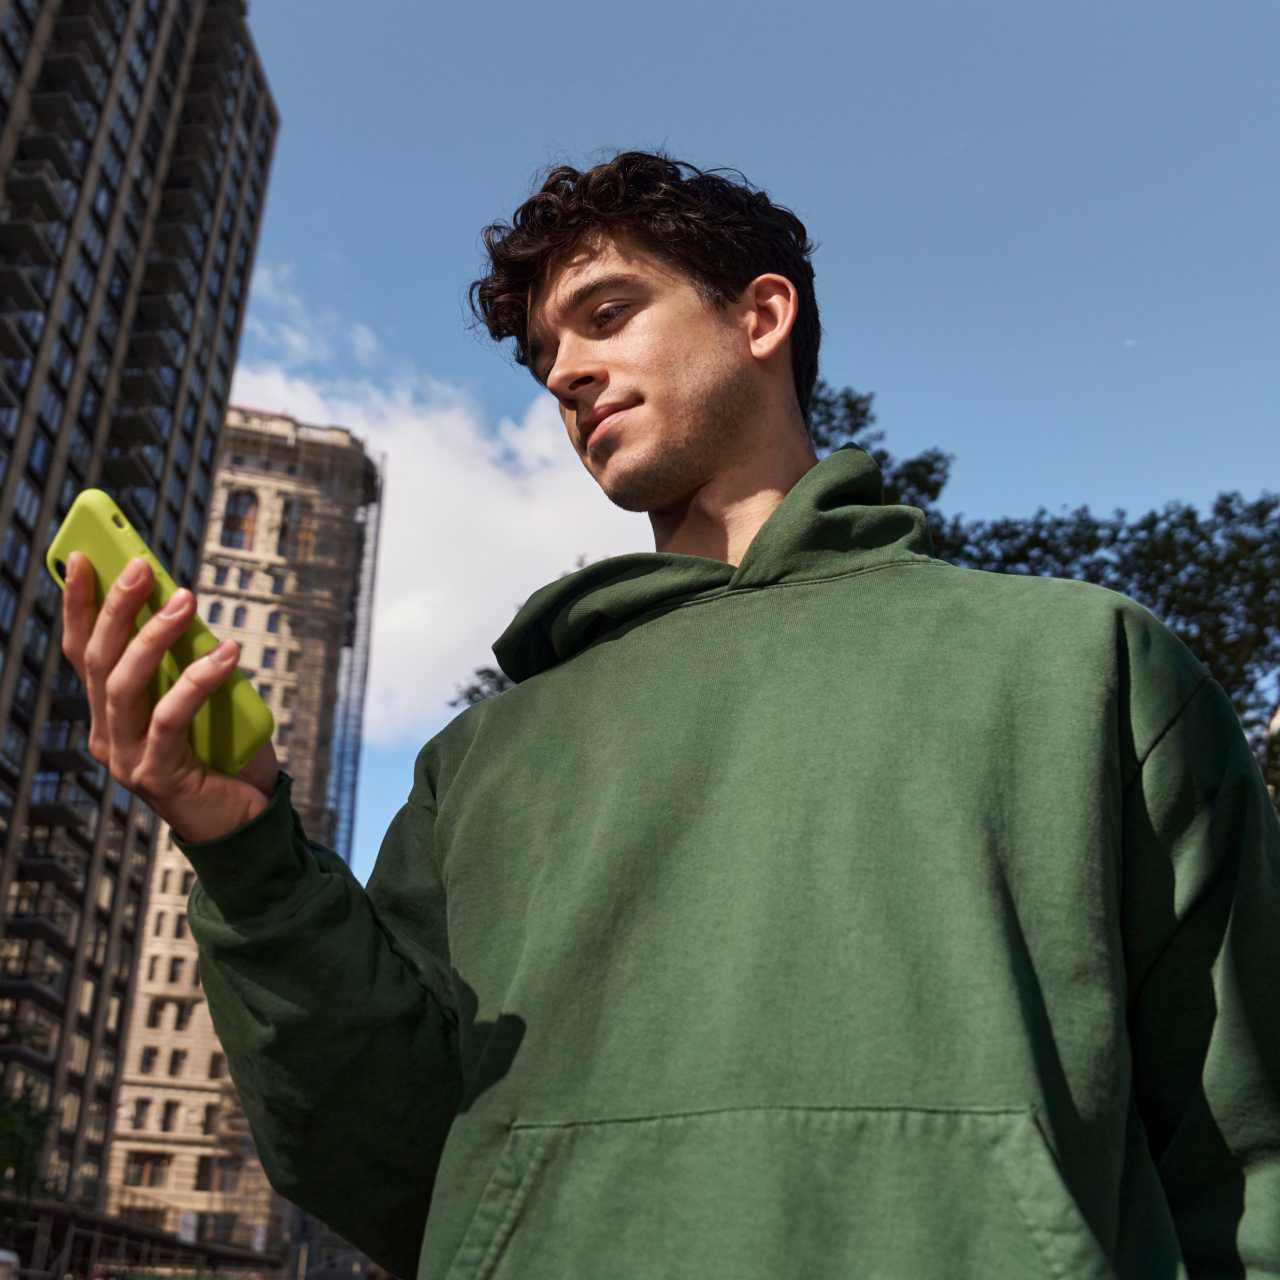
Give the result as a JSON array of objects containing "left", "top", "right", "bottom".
[
  {"left": 161, "top": 589, "right": 190, "bottom": 617},
  {"left": 121, "top": 559, "right": 145, "bottom": 587}
]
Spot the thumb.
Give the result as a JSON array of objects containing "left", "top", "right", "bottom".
[{"left": 236, "top": 739, "right": 281, "bottom": 798}]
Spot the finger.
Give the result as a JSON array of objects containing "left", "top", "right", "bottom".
[
  {"left": 60, "top": 550, "right": 97, "bottom": 669},
  {"left": 140, "top": 636, "right": 241, "bottom": 777},
  {"left": 105, "top": 581, "right": 205, "bottom": 752},
  {"left": 81, "top": 555, "right": 151, "bottom": 716}
]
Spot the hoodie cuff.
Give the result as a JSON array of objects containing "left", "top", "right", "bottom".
[{"left": 174, "top": 769, "right": 311, "bottom": 919}]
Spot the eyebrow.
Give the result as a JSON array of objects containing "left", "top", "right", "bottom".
[{"left": 527, "top": 271, "right": 648, "bottom": 379}]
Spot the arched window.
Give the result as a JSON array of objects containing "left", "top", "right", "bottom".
[
  {"left": 220, "top": 490, "right": 257, "bottom": 550},
  {"left": 277, "top": 496, "right": 316, "bottom": 561},
  {"left": 266, "top": 611, "right": 279, "bottom": 633},
  {"left": 208, "top": 602, "right": 222, "bottom": 624},
  {"left": 232, "top": 605, "right": 246, "bottom": 628},
  {"left": 276, "top": 496, "right": 294, "bottom": 557}
]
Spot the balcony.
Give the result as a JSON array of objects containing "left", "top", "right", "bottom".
[
  {"left": 17, "top": 128, "right": 89, "bottom": 182},
  {"left": 120, "top": 363, "right": 179, "bottom": 406},
  {"left": 53, "top": 12, "right": 115, "bottom": 68},
  {"left": 39, "top": 721, "right": 98, "bottom": 774},
  {"left": 39, "top": 49, "right": 109, "bottom": 105},
  {"left": 103, "top": 444, "right": 163, "bottom": 488},
  {"left": 202, "top": 1, "right": 246, "bottom": 33},
  {"left": 7, "top": 160, "right": 76, "bottom": 220},
  {"left": 144, "top": 253, "right": 200, "bottom": 298},
  {"left": 111, "top": 404, "right": 172, "bottom": 448},
  {"left": 167, "top": 154, "right": 218, "bottom": 202},
  {"left": 61, "top": 0, "right": 126, "bottom": 35},
  {"left": 161, "top": 184, "right": 213, "bottom": 230},
  {"left": 0, "top": 211, "right": 65, "bottom": 268},
  {"left": 128, "top": 325, "right": 185, "bottom": 368},
  {"left": 0, "top": 264, "right": 51, "bottom": 311},
  {"left": 28, "top": 793, "right": 89, "bottom": 830},
  {"left": 0, "top": 314, "right": 35, "bottom": 361},
  {"left": 176, "top": 118, "right": 218, "bottom": 155},
  {"left": 182, "top": 89, "right": 222, "bottom": 126},
  {"left": 49, "top": 669, "right": 90, "bottom": 720},
  {"left": 6, "top": 910, "right": 79, "bottom": 954},
  {"left": 17, "top": 848, "right": 89, "bottom": 896},
  {"left": 135, "top": 290, "right": 194, "bottom": 332},
  {"left": 187, "top": 57, "right": 231, "bottom": 98},
  {"left": 30, "top": 91, "right": 97, "bottom": 139},
  {"left": 153, "top": 217, "right": 204, "bottom": 263}
]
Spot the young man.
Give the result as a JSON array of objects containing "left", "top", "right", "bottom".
[{"left": 63, "top": 152, "right": 1278, "bottom": 1277}]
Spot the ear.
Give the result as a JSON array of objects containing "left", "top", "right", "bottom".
[{"left": 741, "top": 273, "right": 798, "bottom": 365}]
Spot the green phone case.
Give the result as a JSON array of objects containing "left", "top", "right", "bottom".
[{"left": 45, "top": 488, "right": 275, "bottom": 777}]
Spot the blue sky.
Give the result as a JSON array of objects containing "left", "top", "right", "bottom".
[{"left": 228, "top": 0, "right": 1279, "bottom": 883}]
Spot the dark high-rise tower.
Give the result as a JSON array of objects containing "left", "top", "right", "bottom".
[{"left": 0, "top": 0, "right": 278, "bottom": 1250}]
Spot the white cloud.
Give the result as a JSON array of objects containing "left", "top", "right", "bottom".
[
  {"left": 351, "top": 322, "right": 379, "bottom": 366},
  {"left": 228, "top": 359, "right": 649, "bottom": 751},
  {"left": 243, "top": 262, "right": 336, "bottom": 366}
]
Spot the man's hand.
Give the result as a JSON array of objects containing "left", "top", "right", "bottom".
[{"left": 60, "top": 550, "right": 280, "bottom": 844}]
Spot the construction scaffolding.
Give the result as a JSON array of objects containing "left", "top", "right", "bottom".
[{"left": 268, "top": 431, "right": 383, "bottom": 864}]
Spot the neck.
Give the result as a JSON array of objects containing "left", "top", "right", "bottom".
[{"left": 649, "top": 418, "right": 820, "bottom": 567}]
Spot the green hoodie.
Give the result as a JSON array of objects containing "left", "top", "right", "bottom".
[{"left": 179, "top": 444, "right": 1280, "bottom": 1279}]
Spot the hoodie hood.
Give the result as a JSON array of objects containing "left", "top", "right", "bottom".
[{"left": 492, "top": 443, "right": 936, "bottom": 683}]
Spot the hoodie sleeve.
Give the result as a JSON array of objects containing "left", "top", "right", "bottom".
[
  {"left": 1121, "top": 656, "right": 1280, "bottom": 1276},
  {"left": 176, "top": 752, "right": 462, "bottom": 1280}
]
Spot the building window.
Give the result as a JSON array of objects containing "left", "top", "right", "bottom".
[
  {"left": 153, "top": 912, "right": 165, "bottom": 936},
  {"left": 219, "top": 490, "right": 257, "bottom": 550},
  {"left": 132, "top": 1097, "right": 150, "bottom": 1129},
  {"left": 257, "top": 683, "right": 269, "bottom": 702},
  {"left": 202, "top": 1103, "right": 218, "bottom": 1135},
  {"left": 145, "top": 998, "right": 164, "bottom": 1029},
  {"left": 168, "top": 1049, "right": 186, "bottom": 1077},
  {"left": 209, "top": 601, "right": 222, "bottom": 625},
  {"left": 214, "top": 564, "right": 228, "bottom": 586},
  {"left": 266, "top": 611, "right": 280, "bottom": 633},
  {"left": 238, "top": 567, "right": 252, "bottom": 589},
  {"left": 261, "top": 648, "right": 275, "bottom": 669},
  {"left": 140, "top": 1047, "right": 157, "bottom": 1074},
  {"left": 124, "top": 1152, "right": 170, "bottom": 1188},
  {"left": 174, "top": 1001, "right": 192, "bottom": 1032},
  {"left": 232, "top": 605, "right": 246, "bottom": 628},
  {"left": 174, "top": 913, "right": 187, "bottom": 939},
  {"left": 181, "top": 870, "right": 194, "bottom": 895},
  {"left": 160, "top": 1100, "right": 179, "bottom": 1132},
  {"left": 168, "top": 957, "right": 183, "bottom": 983},
  {"left": 208, "top": 1052, "right": 225, "bottom": 1080},
  {"left": 160, "top": 868, "right": 171, "bottom": 894},
  {"left": 146, "top": 956, "right": 158, "bottom": 981}
]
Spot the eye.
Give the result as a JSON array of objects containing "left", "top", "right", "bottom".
[{"left": 592, "top": 304, "right": 628, "bottom": 330}]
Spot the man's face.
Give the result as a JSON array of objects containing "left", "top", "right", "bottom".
[{"left": 526, "top": 232, "right": 759, "bottom": 514}]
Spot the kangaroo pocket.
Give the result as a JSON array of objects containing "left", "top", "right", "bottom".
[{"left": 444, "top": 1105, "right": 1116, "bottom": 1280}]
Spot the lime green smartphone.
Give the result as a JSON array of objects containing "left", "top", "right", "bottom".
[{"left": 46, "top": 488, "right": 275, "bottom": 776}]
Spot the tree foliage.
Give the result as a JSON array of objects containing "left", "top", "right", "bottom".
[{"left": 452, "top": 380, "right": 1280, "bottom": 804}]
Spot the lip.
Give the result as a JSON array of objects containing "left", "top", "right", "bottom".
[{"left": 583, "top": 404, "right": 632, "bottom": 449}]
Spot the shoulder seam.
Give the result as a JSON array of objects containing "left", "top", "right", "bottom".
[{"left": 1123, "top": 671, "right": 1213, "bottom": 793}]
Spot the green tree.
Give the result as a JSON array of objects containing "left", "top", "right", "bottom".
[
  {"left": 0, "top": 1078, "right": 53, "bottom": 1250},
  {"left": 451, "top": 380, "right": 1280, "bottom": 804}
]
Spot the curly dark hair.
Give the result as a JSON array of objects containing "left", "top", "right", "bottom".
[{"left": 468, "top": 150, "right": 822, "bottom": 423}]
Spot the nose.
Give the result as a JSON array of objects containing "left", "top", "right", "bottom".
[{"left": 545, "top": 338, "right": 603, "bottom": 404}]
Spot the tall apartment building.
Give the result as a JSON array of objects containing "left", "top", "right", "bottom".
[
  {"left": 105, "top": 404, "right": 383, "bottom": 1259},
  {"left": 0, "top": 0, "right": 277, "bottom": 1246}
]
